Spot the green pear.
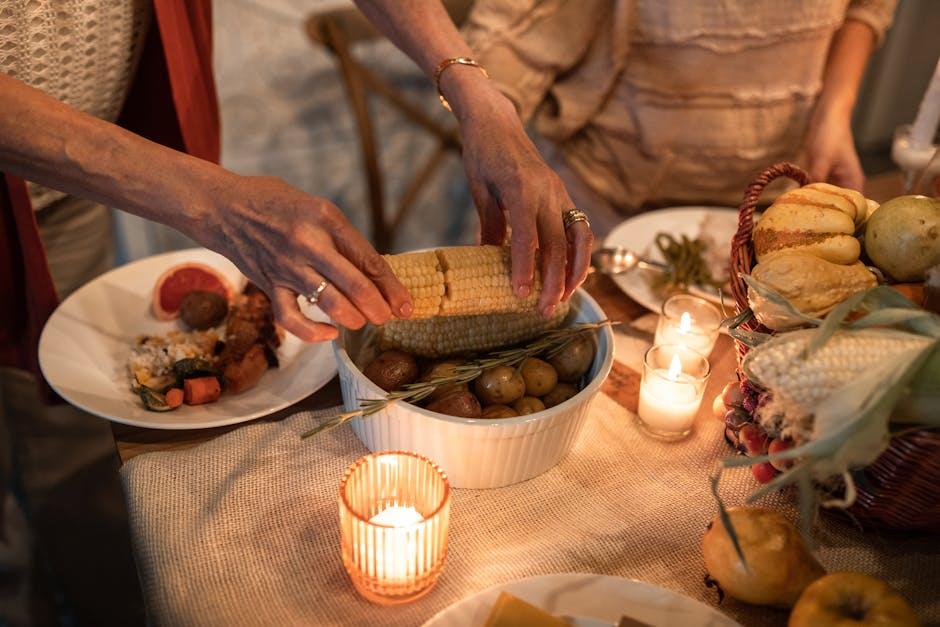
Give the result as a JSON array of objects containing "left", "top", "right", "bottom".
[{"left": 865, "top": 195, "right": 940, "bottom": 281}]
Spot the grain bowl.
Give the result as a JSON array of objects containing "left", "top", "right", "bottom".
[{"left": 333, "top": 288, "right": 614, "bottom": 489}]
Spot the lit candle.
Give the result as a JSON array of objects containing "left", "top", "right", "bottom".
[
  {"left": 654, "top": 294, "right": 721, "bottom": 356},
  {"left": 637, "top": 345, "right": 710, "bottom": 440},
  {"left": 369, "top": 505, "right": 424, "bottom": 582},
  {"left": 339, "top": 452, "right": 451, "bottom": 605}
]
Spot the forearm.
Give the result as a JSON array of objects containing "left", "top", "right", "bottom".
[
  {"left": 815, "top": 19, "right": 877, "bottom": 119},
  {"left": 0, "top": 72, "right": 229, "bottom": 234},
  {"left": 353, "top": 0, "right": 515, "bottom": 124}
]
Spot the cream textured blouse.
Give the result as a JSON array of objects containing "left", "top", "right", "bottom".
[
  {"left": 0, "top": 0, "right": 152, "bottom": 209},
  {"left": 464, "top": 0, "right": 896, "bottom": 211}
]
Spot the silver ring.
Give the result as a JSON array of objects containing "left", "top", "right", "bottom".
[
  {"left": 563, "top": 208, "right": 590, "bottom": 230},
  {"left": 306, "top": 280, "right": 329, "bottom": 305}
]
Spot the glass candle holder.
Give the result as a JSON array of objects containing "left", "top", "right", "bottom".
[
  {"left": 654, "top": 294, "right": 722, "bottom": 357},
  {"left": 637, "top": 344, "right": 710, "bottom": 440},
  {"left": 338, "top": 451, "right": 451, "bottom": 605}
]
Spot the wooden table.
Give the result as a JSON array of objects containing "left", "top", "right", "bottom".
[
  {"left": 112, "top": 171, "right": 904, "bottom": 463},
  {"left": 111, "top": 273, "right": 738, "bottom": 463}
]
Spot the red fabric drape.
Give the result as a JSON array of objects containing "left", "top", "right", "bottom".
[{"left": 0, "top": 0, "right": 220, "bottom": 397}]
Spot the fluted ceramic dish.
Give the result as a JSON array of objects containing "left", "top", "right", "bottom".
[{"left": 333, "top": 289, "right": 614, "bottom": 489}]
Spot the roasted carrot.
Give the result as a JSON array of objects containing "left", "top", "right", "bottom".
[
  {"left": 183, "top": 377, "right": 221, "bottom": 405},
  {"left": 165, "top": 388, "right": 184, "bottom": 409}
]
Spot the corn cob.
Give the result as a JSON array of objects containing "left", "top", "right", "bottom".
[
  {"left": 384, "top": 246, "right": 540, "bottom": 319},
  {"left": 379, "top": 301, "right": 569, "bottom": 358},
  {"left": 383, "top": 250, "right": 445, "bottom": 318},
  {"left": 743, "top": 328, "right": 933, "bottom": 409}
]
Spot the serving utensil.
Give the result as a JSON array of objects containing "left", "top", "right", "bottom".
[{"left": 591, "top": 247, "right": 667, "bottom": 276}]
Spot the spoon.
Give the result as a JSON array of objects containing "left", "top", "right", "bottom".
[{"left": 591, "top": 247, "right": 667, "bottom": 276}]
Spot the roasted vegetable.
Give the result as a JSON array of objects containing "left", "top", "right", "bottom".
[
  {"left": 223, "top": 344, "right": 270, "bottom": 395},
  {"left": 364, "top": 350, "right": 419, "bottom": 392},
  {"left": 549, "top": 332, "right": 596, "bottom": 382},
  {"left": 183, "top": 376, "right": 222, "bottom": 405},
  {"left": 474, "top": 365, "right": 525, "bottom": 405},
  {"left": 139, "top": 385, "right": 175, "bottom": 412},
  {"left": 512, "top": 396, "right": 545, "bottom": 415},
  {"left": 520, "top": 357, "right": 557, "bottom": 396},
  {"left": 425, "top": 390, "right": 482, "bottom": 418},
  {"left": 480, "top": 404, "right": 518, "bottom": 419},
  {"left": 541, "top": 382, "right": 578, "bottom": 408},
  {"left": 652, "top": 233, "right": 724, "bottom": 291}
]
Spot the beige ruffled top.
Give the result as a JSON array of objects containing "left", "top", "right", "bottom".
[{"left": 463, "top": 0, "right": 896, "bottom": 211}]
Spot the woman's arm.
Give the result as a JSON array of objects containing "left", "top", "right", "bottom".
[
  {"left": 805, "top": 19, "right": 878, "bottom": 190},
  {"left": 354, "top": 0, "right": 594, "bottom": 314},
  {"left": 0, "top": 72, "right": 411, "bottom": 340}
]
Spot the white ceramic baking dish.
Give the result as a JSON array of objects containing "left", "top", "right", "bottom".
[{"left": 333, "top": 289, "right": 614, "bottom": 489}]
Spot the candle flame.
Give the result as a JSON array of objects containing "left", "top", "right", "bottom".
[
  {"left": 370, "top": 505, "right": 424, "bottom": 527},
  {"left": 679, "top": 311, "right": 692, "bottom": 334},
  {"left": 667, "top": 354, "right": 683, "bottom": 381}
]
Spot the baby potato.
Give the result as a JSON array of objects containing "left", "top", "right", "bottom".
[
  {"left": 512, "top": 396, "right": 546, "bottom": 415},
  {"left": 520, "top": 357, "right": 558, "bottom": 396},
  {"left": 363, "top": 350, "right": 418, "bottom": 392},
  {"left": 421, "top": 361, "right": 467, "bottom": 401},
  {"left": 542, "top": 382, "right": 579, "bottom": 408},
  {"left": 481, "top": 404, "right": 518, "bottom": 419},
  {"left": 549, "top": 332, "right": 596, "bottom": 382},
  {"left": 426, "top": 390, "right": 482, "bottom": 418},
  {"left": 474, "top": 365, "right": 525, "bottom": 405}
]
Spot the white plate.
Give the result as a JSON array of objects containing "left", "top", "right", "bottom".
[
  {"left": 423, "top": 573, "right": 739, "bottom": 627},
  {"left": 38, "top": 248, "right": 337, "bottom": 429},
  {"left": 603, "top": 207, "right": 739, "bottom": 314}
]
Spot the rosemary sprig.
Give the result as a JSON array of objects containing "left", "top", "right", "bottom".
[{"left": 300, "top": 320, "right": 612, "bottom": 439}]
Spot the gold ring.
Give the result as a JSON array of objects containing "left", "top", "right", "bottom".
[
  {"left": 563, "top": 208, "right": 590, "bottom": 230},
  {"left": 306, "top": 280, "right": 329, "bottom": 305}
]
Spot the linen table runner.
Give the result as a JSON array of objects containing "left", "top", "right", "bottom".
[{"left": 121, "top": 394, "right": 939, "bottom": 627}]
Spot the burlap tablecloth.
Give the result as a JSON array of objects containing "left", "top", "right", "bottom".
[{"left": 121, "top": 389, "right": 940, "bottom": 627}]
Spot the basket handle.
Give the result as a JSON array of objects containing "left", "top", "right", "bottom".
[{"left": 729, "top": 162, "right": 811, "bottom": 315}]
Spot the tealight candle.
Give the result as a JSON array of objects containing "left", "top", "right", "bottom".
[
  {"left": 637, "top": 344, "right": 710, "bottom": 440},
  {"left": 654, "top": 294, "right": 722, "bottom": 356},
  {"left": 339, "top": 451, "right": 450, "bottom": 605}
]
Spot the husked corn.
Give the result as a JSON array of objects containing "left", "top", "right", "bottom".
[
  {"left": 384, "top": 246, "right": 540, "bottom": 319},
  {"left": 383, "top": 250, "right": 444, "bottom": 319},
  {"left": 744, "top": 328, "right": 933, "bottom": 408},
  {"left": 380, "top": 302, "right": 569, "bottom": 358}
]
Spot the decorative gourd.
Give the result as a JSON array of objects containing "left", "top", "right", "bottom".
[
  {"left": 754, "top": 183, "right": 868, "bottom": 264},
  {"left": 748, "top": 253, "right": 877, "bottom": 329},
  {"left": 749, "top": 183, "right": 877, "bottom": 330}
]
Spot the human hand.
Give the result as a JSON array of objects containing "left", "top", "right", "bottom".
[
  {"left": 201, "top": 175, "right": 413, "bottom": 342},
  {"left": 805, "top": 105, "right": 865, "bottom": 191},
  {"left": 446, "top": 72, "right": 594, "bottom": 317}
]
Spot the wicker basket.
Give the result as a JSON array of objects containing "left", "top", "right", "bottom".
[{"left": 729, "top": 162, "right": 940, "bottom": 532}]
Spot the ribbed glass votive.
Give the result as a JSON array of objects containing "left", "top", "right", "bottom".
[{"left": 338, "top": 451, "right": 451, "bottom": 605}]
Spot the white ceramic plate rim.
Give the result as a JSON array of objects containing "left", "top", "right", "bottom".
[
  {"left": 38, "top": 248, "right": 337, "bottom": 429},
  {"left": 332, "top": 289, "right": 615, "bottom": 427},
  {"left": 422, "top": 572, "right": 740, "bottom": 626},
  {"left": 602, "top": 206, "right": 738, "bottom": 314}
]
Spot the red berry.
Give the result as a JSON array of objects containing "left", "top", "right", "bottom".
[
  {"left": 738, "top": 424, "right": 768, "bottom": 457},
  {"left": 768, "top": 438, "right": 795, "bottom": 471},
  {"left": 751, "top": 462, "right": 778, "bottom": 484}
]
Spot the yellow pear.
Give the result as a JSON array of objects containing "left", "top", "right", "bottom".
[
  {"left": 702, "top": 507, "right": 824, "bottom": 607},
  {"left": 789, "top": 572, "right": 920, "bottom": 627}
]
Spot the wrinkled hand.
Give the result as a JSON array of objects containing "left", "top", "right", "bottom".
[
  {"left": 205, "top": 175, "right": 412, "bottom": 341},
  {"left": 805, "top": 107, "right": 865, "bottom": 191},
  {"left": 458, "top": 93, "right": 594, "bottom": 317}
]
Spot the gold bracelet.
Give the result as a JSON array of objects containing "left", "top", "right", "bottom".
[{"left": 433, "top": 57, "right": 489, "bottom": 112}]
